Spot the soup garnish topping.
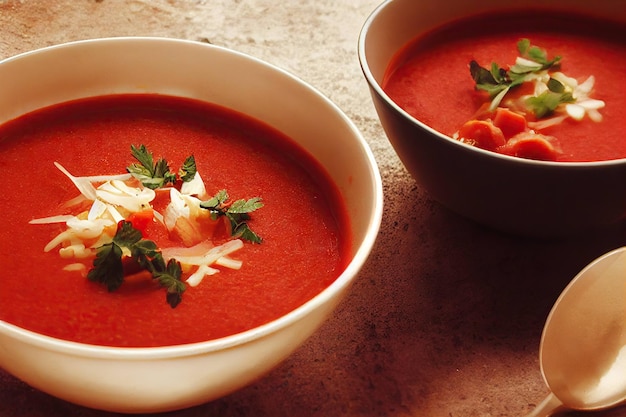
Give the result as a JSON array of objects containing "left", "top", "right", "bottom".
[
  {"left": 469, "top": 38, "right": 563, "bottom": 113},
  {"left": 455, "top": 39, "right": 605, "bottom": 160},
  {"left": 127, "top": 143, "right": 197, "bottom": 189},
  {"left": 30, "top": 144, "right": 263, "bottom": 308},
  {"left": 89, "top": 220, "right": 187, "bottom": 307}
]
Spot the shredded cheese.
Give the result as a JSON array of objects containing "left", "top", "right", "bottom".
[
  {"left": 215, "top": 256, "right": 243, "bottom": 270},
  {"left": 186, "top": 264, "right": 220, "bottom": 287},
  {"left": 180, "top": 171, "right": 208, "bottom": 198},
  {"left": 529, "top": 72, "right": 605, "bottom": 122},
  {"left": 32, "top": 161, "right": 246, "bottom": 291},
  {"left": 96, "top": 180, "right": 156, "bottom": 212},
  {"left": 62, "top": 263, "right": 88, "bottom": 274},
  {"left": 164, "top": 239, "right": 244, "bottom": 267},
  {"left": 59, "top": 244, "right": 94, "bottom": 259},
  {"left": 29, "top": 215, "right": 75, "bottom": 224}
]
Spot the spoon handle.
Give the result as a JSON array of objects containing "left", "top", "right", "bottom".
[{"left": 524, "top": 392, "right": 568, "bottom": 417}]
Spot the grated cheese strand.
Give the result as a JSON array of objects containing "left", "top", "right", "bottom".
[
  {"left": 166, "top": 239, "right": 244, "bottom": 267},
  {"left": 29, "top": 215, "right": 76, "bottom": 225},
  {"left": 162, "top": 239, "right": 244, "bottom": 287},
  {"left": 186, "top": 264, "right": 220, "bottom": 287}
]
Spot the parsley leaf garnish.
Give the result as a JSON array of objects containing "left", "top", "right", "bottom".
[
  {"left": 470, "top": 38, "right": 563, "bottom": 114},
  {"left": 88, "top": 242, "right": 125, "bottom": 292},
  {"left": 128, "top": 145, "right": 197, "bottom": 188},
  {"left": 514, "top": 38, "right": 561, "bottom": 70},
  {"left": 87, "top": 221, "right": 186, "bottom": 308},
  {"left": 178, "top": 155, "right": 197, "bottom": 183},
  {"left": 154, "top": 260, "right": 186, "bottom": 309},
  {"left": 200, "top": 190, "right": 264, "bottom": 243},
  {"left": 127, "top": 144, "right": 178, "bottom": 189},
  {"left": 526, "top": 78, "right": 575, "bottom": 118}
]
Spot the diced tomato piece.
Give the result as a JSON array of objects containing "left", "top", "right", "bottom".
[
  {"left": 499, "top": 133, "right": 561, "bottom": 161},
  {"left": 457, "top": 120, "right": 506, "bottom": 151},
  {"left": 126, "top": 209, "right": 154, "bottom": 236},
  {"left": 492, "top": 108, "right": 527, "bottom": 138}
]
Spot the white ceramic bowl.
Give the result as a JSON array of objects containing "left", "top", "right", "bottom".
[
  {"left": 359, "top": 0, "right": 626, "bottom": 238},
  {"left": 0, "top": 38, "right": 383, "bottom": 413}
]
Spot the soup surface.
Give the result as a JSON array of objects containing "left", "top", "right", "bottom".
[
  {"left": 0, "top": 95, "right": 351, "bottom": 347},
  {"left": 383, "top": 12, "right": 626, "bottom": 162}
]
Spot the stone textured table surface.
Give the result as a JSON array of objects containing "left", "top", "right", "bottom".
[{"left": 0, "top": 1, "right": 624, "bottom": 416}]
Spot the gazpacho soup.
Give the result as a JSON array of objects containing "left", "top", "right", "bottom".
[
  {"left": 0, "top": 94, "right": 352, "bottom": 347},
  {"left": 383, "top": 11, "right": 626, "bottom": 162}
]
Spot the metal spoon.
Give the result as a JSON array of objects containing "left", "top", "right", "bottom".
[{"left": 525, "top": 246, "right": 626, "bottom": 417}]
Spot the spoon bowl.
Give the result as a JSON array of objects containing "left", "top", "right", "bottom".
[{"left": 526, "top": 246, "right": 626, "bottom": 416}]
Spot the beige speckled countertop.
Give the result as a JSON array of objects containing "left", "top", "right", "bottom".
[{"left": 1, "top": 1, "right": 625, "bottom": 416}]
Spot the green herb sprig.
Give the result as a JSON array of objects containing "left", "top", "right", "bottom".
[
  {"left": 87, "top": 146, "right": 264, "bottom": 307},
  {"left": 526, "top": 78, "right": 575, "bottom": 118},
  {"left": 88, "top": 221, "right": 186, "bottom": 308},
  {"left": 178, "top": 154, "right": 197, "bottom": 183},
  {"left": 200, "top": 190, "right": 264, "bottom": 244},
  {"left": 127, "top": 144, "right": 196, "bottom": 189},
  {"left": 469, "top": 38, "right": 568, "bottom": 116}
]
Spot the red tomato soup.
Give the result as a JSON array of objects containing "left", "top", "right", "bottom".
[
  {"left": 0, "top": 95, "right": 352, "bottom": 347},
  {"left": 383, "top": 12, "right": 626, "bottom": 162}
]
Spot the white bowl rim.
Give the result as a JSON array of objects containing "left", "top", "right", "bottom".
[
  {"left": 357, "top": 0, "right": 626, "bottom": 168},
  {"left": 0, "top": 36, "right": 384, "bottom": 359}
]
